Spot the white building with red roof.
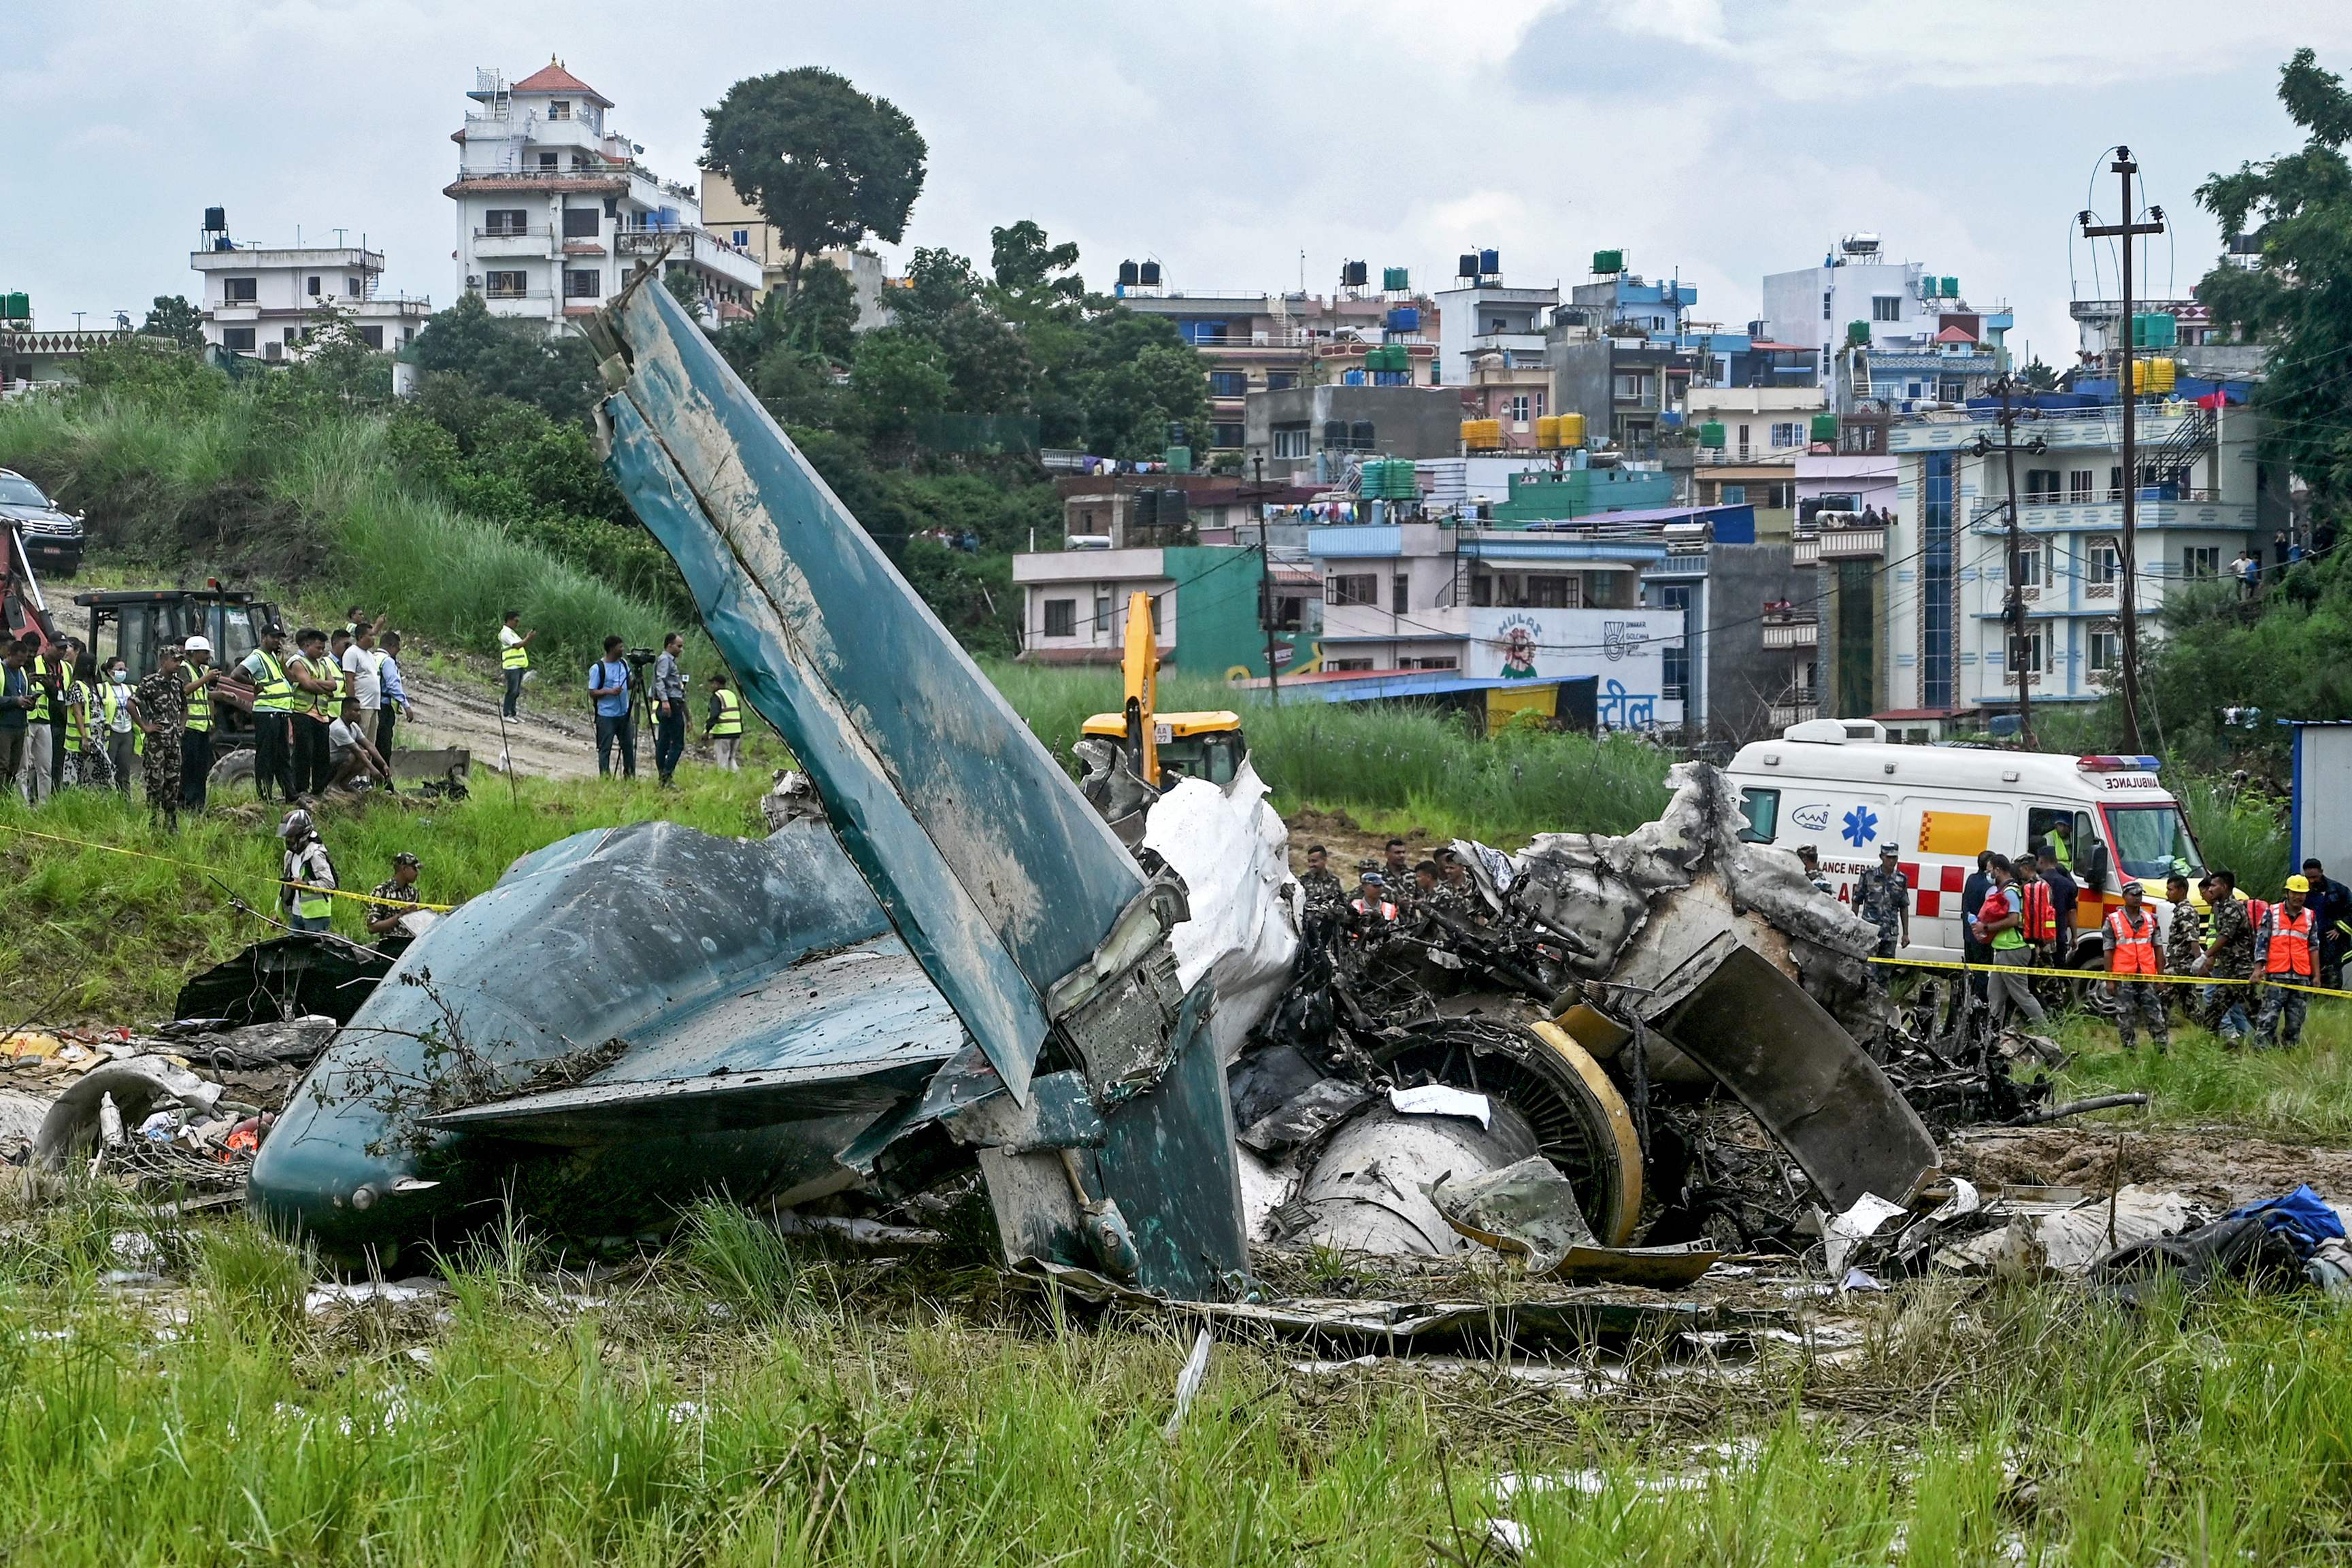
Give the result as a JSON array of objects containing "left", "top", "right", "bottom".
[{"left": 448, "top": 60, "right": 761, "bottom": 333}]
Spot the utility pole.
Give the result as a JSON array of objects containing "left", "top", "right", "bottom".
[
  {"left": 1252, "top": 456, "right": 1282, "bottom": 705},
  {"left": 2081, "top": 150, "right": 2166, "bottom": 754},
  {"left": 1978, "top": 377, "right": 2043, "bottom": 750}
]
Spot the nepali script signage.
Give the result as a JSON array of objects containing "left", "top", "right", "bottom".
[{"left": 1462, "top": 609, "right": 1683, "bottom": 731}]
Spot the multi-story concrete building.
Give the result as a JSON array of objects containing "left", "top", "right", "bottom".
[
  {"left": 696, "top": 172, "right": 894, "bottom": 332},
  {"left": 1550, "top": 327, "right": 1683, "bottom": 456},
  {"left": 1683, "top": 386, "right": 1827, "bottom": 540},
  {"left": 1849, "top": 398, "right": 2281, "bottom": 735},
  {"left": 1300, "top": 503, "right": 1810, "bottom": 742},
  {"left": 1012, "top": 541, "right": 1319, "bottom": 676},
  {"left": 1759, "top": 233, "right": 2011, "bottom": 414},
  {"left": 446, "top": 62, "right": 761, "bottom": 333},
  {"left": 1116, "top": 282, "right": 1438, "bottom": 457},
  {"left": 1242, "top": 384, "right": 1463, "bottom": 486},
  {"left": 2068, "top": 298, "right": 2268, "bottom": 383},
  {"left": 1434, "top": 258, "right": 1556, "bottom": 450},
  {"left": 188, "top": 216, "right": 431, "bottom": 361}
]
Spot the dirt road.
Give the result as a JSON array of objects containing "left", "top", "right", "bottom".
[{"left": 397, "top": 667, "right": 599, "bottom": 781}]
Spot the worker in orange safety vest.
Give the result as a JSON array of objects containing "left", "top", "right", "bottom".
[
  {"left": 2102, "top": 882, "right": 2168, "bottom": 1052},
  {"left": 2253, "top": 875, "right": 2319, "bottom": 1050}
]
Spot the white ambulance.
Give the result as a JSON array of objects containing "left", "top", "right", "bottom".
[{"left": 1723, "top": 718, "right": 2205, "bottom": 963}]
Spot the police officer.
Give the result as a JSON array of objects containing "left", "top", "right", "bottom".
[
  {"left": 180, "top": 635, "right": 222, "bottom": 814},
  {"left": 2103, "top": 882, "right": 2168, "bottom": 1053},
  {"left": 706, "top": 671, "right": 744, "bottom": 772},
  {"left": 1854, "top": 843, "right": 1910, "bottom": 983}
]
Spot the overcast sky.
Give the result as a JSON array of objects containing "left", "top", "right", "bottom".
[{"left": 8, "top": 2, "right": 2351, "bottom": 363}]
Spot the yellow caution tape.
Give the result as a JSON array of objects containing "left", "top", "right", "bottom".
[
  {"left": 0, "top": 821, "right": 460, "bottom": 914},
  {"left": 1868, "top": 953, "right": 2352, "bottom": 1001}
]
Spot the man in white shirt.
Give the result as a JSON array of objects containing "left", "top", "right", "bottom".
[
  {"left": 326, "top": 699, "right": 391, "bottom": 793},
  {"left": 342, "top": 620, "right": 384, "bottom": 750}
]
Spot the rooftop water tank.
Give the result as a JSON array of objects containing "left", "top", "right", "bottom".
[
  {"left": 1478, "top": 249, "right": 1501, "bottom": 277},
  {"left": 1138, "top": 261, "right": 1161, "bottom": 287},
  {"left": 1382, "top": 266, "right": 1410, "bottom": 293},
  {"left": 1592, "top": 248, "right": 1625, "bottom": 275}
]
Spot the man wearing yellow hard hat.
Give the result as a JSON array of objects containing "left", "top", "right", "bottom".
[{"left": 2253, "top": 874, "right": 2320, "bottom": 1049}]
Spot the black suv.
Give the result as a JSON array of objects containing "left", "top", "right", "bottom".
[{"left": 0, "top": 469, "right": 84, "bottom": 578}]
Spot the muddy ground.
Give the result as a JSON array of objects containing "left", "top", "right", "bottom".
[{"left": 1947, "top": 1124, "right": 2352, "bottom": 1209}]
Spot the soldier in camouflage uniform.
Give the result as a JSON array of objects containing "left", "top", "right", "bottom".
[
  {"left": 1297, "top": 844, "right": 1345, "bottom": 950},
  {"left": 126, "top": 643, "right": 187, "bottom": 830},
  {"left": 2195, "top": 871, "right": 2256, "bottom": 1042},
  {"left": 1436, "top": 849, "right": 1484, "bottom": 928},
  {"left": 2162, "top": 873, "right": 2206, "bottom": 1026}
]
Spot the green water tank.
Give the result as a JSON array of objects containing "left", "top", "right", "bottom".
[
  {"left": 1593, "top": 249, "right": 1625, "bottom": 276},
  {"left": 1810, "top": 413, "right": 1838, "bottom": 442},
  {"left": 0, "top": 292, "right": 27, "bottom": 322},
  {"left": 1846, "top": 320, "right": 1872, "bottom": 348},
  {"left": 2133, "top": 312, "right": 2179, "bottom": 349},
  {"left": 1382, "top": 267, "right": 1410, "bottom": 293},
  {"left": 1941, "top": 276, "right": 1958, "bottom": 299},
  {"left": 1698, "top": 420, "right": 1727, "bottom": 450}
]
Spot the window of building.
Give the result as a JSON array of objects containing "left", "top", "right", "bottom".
[
  {"left": 2183, "top": 546, "right": 2220, "bottom": 580},
  {"left": 1612, "top": 372, "right": 1649, "bottom": 401},
  {"left": 731, "top": 229, "right": 749, "bottom": 247},
  {"left": 2070, "top": 469, "right": 2097, "bottom": 503},
  {"left": 1400, "top": 656, "right": 1459, "bottom": 671},
  {"left": 484, "top": 210, "right": 529, "bottom": 237},
  {"left": 2014, "top": 544, "right": 2044, "bottom": 588},
  {"left": 537, "top": 152, "right": 559, "bottom": 171},
  {"left": 2089, "top": 627, "right": 2121, "bottom": 673},
  {"left": 304, "top": 276, "right": 321, "bottom": 298},
  {"left": 1392, "top": 574, "right": 1408, "bottom": 613},
  {"left": 1938, "top": 377, "right": 1968, "bottom": 403},
  {"left": 224, "top": 277, "right": 257, "bottom": 303},
  {"left": 562, "top": 269, "right": 601, "bottom": 299},
  {"left": 1093, "top": 595, "right": 1112, "bottom": 633},
  {"left": 1765, "top": 482, "right": 1795, "bottom": 510},
  {"left": 1736, "top": 423, "right": 1752, "bottom": 455},
  {"left": 484, "top": 271, "right": 528, "bottom": 299},
  {"left": 222, "top": 327, "right": 255, "bottom": 352},
  {"left": 2023, "top": 468, "right": 2061, "bottom": 502},
  {"left": 283, "top": 326, "right": 300, "bottom": 344},
  {"left": 2008, "top": 622, "right": 2049, "bottom": 675},
  {"left": 360, "top": 325, "right": 384, "bottom": 351},
  {"left": 1271, "top": 423, "right": 1311, "bottom": 459},
  {"left": 1208, "top": 370, "right": 1248, "bottom": 399},
  {"left": 1821, "top": 289, "right": 1833, "bottom": 321},
  {"left": 563, "top": 207, "right": 601, "bottom": 238},
  {"left": 1872, "top": 295, "right": 1902, "bottom": 322},
  {"left": 1906, "top": 382, "right": 1924, "bottom": 399},
  {"left": 1526, "top": 574, "right": 1583, "bottom": 609},
  {"left": 1770, "top": 421, "right": 1802, "bottom": 448},
  {"left": 1210, "top": 422, "right": 1244, "bottom": 450},
  {"left": 1502, "top": 395, "right": 1526, "bottom": 423},
  {"left": 1267, "top": 371, "right": 1299, "bottom": 391},
  {"left": 1327, "top": 658, "right": 1376, "bottom": 673},
  {"left": 1042, "top": 599, "right": 1076, "bottom": 637},
  {"left": 1329, "top": 573, "right": 1378, "bottom": 607},
  {"left": 2089, "top": 539, "right": 2121, "bottom": 585},
  {"left": 550, "top": 99, "right": 571, "bottom": 120},
  {"left": 1721, "top": 484, "right": 1748, "bottom": 505}
]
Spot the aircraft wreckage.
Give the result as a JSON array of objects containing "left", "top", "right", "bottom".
[{"left": 249, "top": 278, "right": 1944, "bottom": 1298}]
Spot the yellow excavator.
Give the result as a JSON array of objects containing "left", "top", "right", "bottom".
[{"left": 1079, "top": 590, "right": 1249, "bottom": 791}]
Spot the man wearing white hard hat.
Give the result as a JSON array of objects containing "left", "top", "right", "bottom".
[{"left": 180, "top": 635, "right": 222, "bottom": 814}]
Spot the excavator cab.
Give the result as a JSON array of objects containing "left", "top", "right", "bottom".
[{"left": 1078, "top": 590, "right": 1248, "bottom": 791}]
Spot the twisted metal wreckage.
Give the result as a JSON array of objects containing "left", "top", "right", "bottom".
[{"left": 244, "top": 280, "right": 1985, "bottom": 1308}]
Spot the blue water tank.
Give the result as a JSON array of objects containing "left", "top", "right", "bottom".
[
  {"left": 1478, "top": 249, "right": 1500, "bottom": 276},
  {"left": 1343, "top": 369, "right": 1367, "bottom": 386},
  {"left": 1386, "top": 306, "right": 1420, "bottom": 332}
]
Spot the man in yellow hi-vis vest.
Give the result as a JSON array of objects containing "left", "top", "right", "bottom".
[
  {"left": 180, "top": 635, "right": 222, "bottom": 813},
  {"left": 499, "top": 610, "right": 535, "bottom": 719},
  {"left": 278, "top": 807, "right": 337, "bottom": 933},
  {"left": 706, "top": 671, "right": 744, "bottom": 772}
]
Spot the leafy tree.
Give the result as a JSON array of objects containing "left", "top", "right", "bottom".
[
  {"left": 783, "top": 259, "right": 862, "bottom": 362},
  {"left": 848, "top": 330, "right": 952, "bottom": 448},
  {"left": 139, "top": 295, "right": 205, "bottom": 351},
  {"left": 701, "top": 67, "right": 926, "bottom": 292},
  {"left": 663, "top": 265, "right": 705, "bottom": 321},
  {"left": 411, "top": 293, "right": 601, "bottom": 422},
  {"left": 2198, "top": 48, "right": 2352, "bottom": 514},
  {"left": 2020, "top": 357, "right": 2059, "bottom": 392},
  {"left": 990, "top": 220, "right": 1083, "bottom": 319}
]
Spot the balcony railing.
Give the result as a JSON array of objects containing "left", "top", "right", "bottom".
[
  {"left": 1761, "top": 616, "right": 1819, "bottom": 650},
  {"left": 2022, "top": 488, "right": 2217, "bottom": 507},
  {"left": 481, "top": 288, "right": 554, "bottom": 303},
  {"left": 474, "top": 226, "right": 544, "bottom": 238},
  {"left": 1793, "top": 535, "right": 1820, "bottom": 566},
  {"left": 1819, "top": 527, "right": 1887, "bottom": 558}
]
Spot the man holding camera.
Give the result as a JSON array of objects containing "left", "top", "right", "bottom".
[{"left": 589, "top": 635, "right": 637, "bottom": 780}]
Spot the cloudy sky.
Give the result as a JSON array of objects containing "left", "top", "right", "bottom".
[{"left": 8, "top": 2, "right": 2351, "bottom": 361}]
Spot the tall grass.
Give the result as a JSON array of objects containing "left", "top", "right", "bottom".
[
  {"left": 982, "top": 659, "right": 1676, "bottom": 842},
  {"left": 2, "top": 1197, "right": 2352, "bottom": 1563},
  {"left": 0, "top": 766, "right": 775, "bottom": 1021},
  {"left": 2181, "top": 778, "right": 2291, "bottom": 891},
  {"left": 0, "top": 386, "right": 684, "bottom": 680}
]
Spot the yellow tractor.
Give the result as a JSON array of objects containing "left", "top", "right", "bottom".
[{"left": 1079, "top": 590, "right": 1249, "bottom": 793}]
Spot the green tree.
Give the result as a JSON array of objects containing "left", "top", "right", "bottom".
[
  {"left": 2020, "top": 357, "right": 2059, "bottom": 392},
  {"left": 701, "top": 67, "right": 926, "bottom": 292},
  {"left": 138, "top": 295, "right": 205, "bottom": 350},
  {"left": 663, "top": 265, "right": 706, "bottom": 321},
  {"left": 2198, "top": 48, "right": 2352, "bottom": 513},
  {"left": 989, "top": 220, "right": 1084, "bottom": 319},
  {"left": 848, "top": 330, "right": 952, "bottom": 449},
  {"left": 412, "top": 293, "right": 601, "bottom": 423}
]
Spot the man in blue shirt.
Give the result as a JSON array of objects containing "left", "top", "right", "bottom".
[
  {"left": 589, "top": 635, "right": 637, "bottom": 780},
  {"left": 374, "top": 631, "right": 409, "bottom": 761}
]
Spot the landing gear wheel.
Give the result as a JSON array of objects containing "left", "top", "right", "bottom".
[{"left": 208, "top": 746, "right": 256, "bottom": 792}]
